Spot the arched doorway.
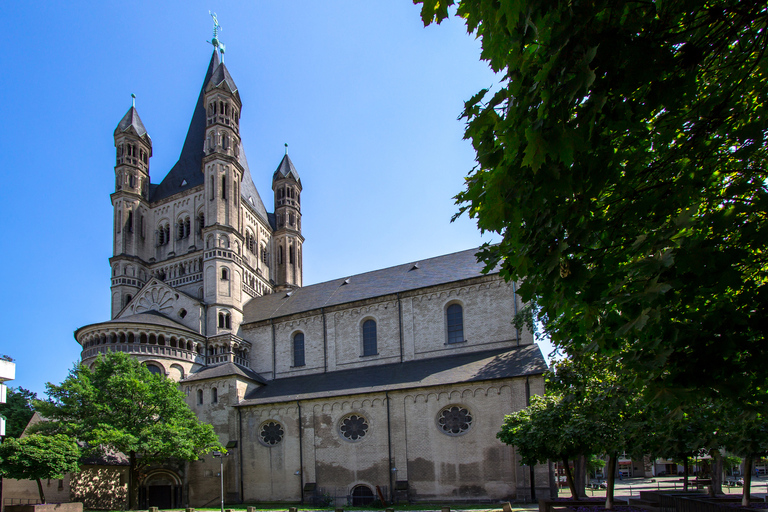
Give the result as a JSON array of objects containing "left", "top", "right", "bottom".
[
  {"left": 351, "top": 485, "right": 375, "bottom": 506},
  {"left": 140, "top": 470, "right": 182, "bottom": 509}
]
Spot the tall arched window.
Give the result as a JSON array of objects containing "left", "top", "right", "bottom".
[
  {"left": 446, "top": 303, "right": 464, "bottom": 344},
  {"left": 293, "top": 332, "right": 305, "bottom": 367},
  {"left": 197, "top": 389, "right": 203, "bottom": 405},
  {"left": 212, "top": 387, "right": 218, "bottom": 404},
  {"left": 362, "top": 319, "right": 377, "bottom": 356}
]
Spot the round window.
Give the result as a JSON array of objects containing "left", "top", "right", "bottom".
[
  {"left": 339, "top": 414, "right": 369, "bottom": 442},
  {"left": 259, "top": 421, "right": 284, "bottom": 446},
  {"left": 437, "top": 405, "right": 472, "bottom": 435}
]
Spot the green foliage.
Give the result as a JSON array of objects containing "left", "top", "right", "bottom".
[
  {"left": 34, "top": 351, "right": 222, "bottom": 509},
  {"left": 0, "top": 433, "right": 80, "bottom": 503},
  {"left": 0, "top": 387, "right": 37, "bottom": 438},
  {"left": 416, "top": 0, "right": 768, "bottom": 404},
  {"left": 723, "top": 455, "right": 743, "bottom": 470}
]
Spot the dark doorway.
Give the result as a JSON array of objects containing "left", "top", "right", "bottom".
[
  {"left": 351, "top": 485, "right": 374, "bottom": 506},
  {"left": 147, "top": 485, "right": 172, "bottom": 509}
]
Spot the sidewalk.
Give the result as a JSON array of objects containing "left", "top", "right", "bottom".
[{"left": 557, "top": 474, "right": 768, "bottom": 499}]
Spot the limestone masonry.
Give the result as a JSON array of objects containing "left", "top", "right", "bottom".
[{"left": 73, "top": 48, "right": 549, "bottom": 508}]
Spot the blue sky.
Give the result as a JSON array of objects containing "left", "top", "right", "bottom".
[{"left": 0, "top": 2, "right": 553, "bottom": 397}]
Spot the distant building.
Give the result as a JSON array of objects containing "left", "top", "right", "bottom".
[
  {"left": 0, "top": 358, "right": 16, "bottom": 437},
  {"left": 69, "top": 44, "right": 548, "bottom": 508}
]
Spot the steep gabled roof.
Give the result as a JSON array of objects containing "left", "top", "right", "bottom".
[
  {"left": 150, "top": 51, "right": 267, "bottom": 225},
  {"left": 206, "top": 61, "right": 239, "bottom": 98},
  {"left": 272, "top": 154, "right": 300, "bottom": 185},
  {"left": 242, "top": 247, "right": 497, "bottom": 324},
  {"left": 114, "top": 106, "right": 149, "bottom": 140}
]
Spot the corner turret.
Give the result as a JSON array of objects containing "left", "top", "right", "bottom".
[{"left": 272, "top": 147, "right": 303, "bottom": 291}]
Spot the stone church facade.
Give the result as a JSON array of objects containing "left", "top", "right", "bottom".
[{"left": 72, "top": 47, "right": 548, "bottom": 508}]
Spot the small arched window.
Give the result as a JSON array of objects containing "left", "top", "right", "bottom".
[
  {"left": 362, "top": 319, "right": 377, "bottom": 356},
  {"left": 221, "top": 175, "right": 227, "bottom": 200},
  {"left": 197, "top": 389, "right": 203, "bottom": 405},
  {"left": 289, "top": 245, "right": 295, "bottom": 264},
  {"left": 221, "top": 268, "right": 229, "bottom": 280},
  {"left": 278, "top": 246, "right": 283, "bottom": 264},
  {"left": 293, "top": 332, "right": 305, "bottom": 367},
  {"left": 212, "top": 387, "right": 218, "bottom": 404},
  {"left": 446, "top": 303, "right": 464, "bottom": 344}
]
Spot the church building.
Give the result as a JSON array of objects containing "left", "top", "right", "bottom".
[{"left": 73, "top": 41, "right": 548, "bottom": 508}]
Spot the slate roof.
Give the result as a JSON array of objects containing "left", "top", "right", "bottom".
[
  {"left": 182, "top": 362, "right": 267, "bottom": 384},
  {"left": 238, "top": 344, "right": 546, "bottom": 405},
  {"left": 149, "top": 51, "right": 269, "bottom": 225},
  {"left": 114, "top": 106, "right": 149, "bottom": 139},
  {"left": 75, "top": 311, "right": 200, "bottom": 337},
  {"left": 242, "top": 247, "right": 494, "bottom": 324},
  {"left": 272, "top": 154, "right": 300, "bottom": 184},
  {"left": 207, "top": 59, "right": 239, "bottom": 94}
]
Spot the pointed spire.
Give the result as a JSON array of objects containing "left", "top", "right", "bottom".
[
  {"left": 115, "top": 105, "right": 149, "bottom": 139},
  {"left": 273, "top": 152, "right": 301, "bottom": 184}
]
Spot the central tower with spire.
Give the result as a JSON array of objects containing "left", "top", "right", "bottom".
[{"left": 89, "top": 25, "right": 305, "bottom": 378}]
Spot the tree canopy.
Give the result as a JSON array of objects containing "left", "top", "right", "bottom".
[
  {"left": 34, "top": 352, "right": 222, "bottom": 509},
  {"left": 417, "top": 0, "right": 768, "bottom": 404},
  {"left": 0, "top": 433, "right": 80, "bottom": 504},
  {"left": 0, "top": 387, "right": 36, "bottom": 438}
]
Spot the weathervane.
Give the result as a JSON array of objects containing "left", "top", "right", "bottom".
[{"left": 208, "top": 11, "right": 226, "bottom": 62}]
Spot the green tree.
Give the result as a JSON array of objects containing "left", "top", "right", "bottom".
[
  {"left": 417, "top": 0, "right": 768, "bottom": 404},
  {"left": 722, "top": 412, "right": 768, "bottom": 506},
  {"left": 0, "top": 434, "right": 80, "bottom": 504},
  {"left": 546, "top": 354, "right": 645, "bottom": 509},
  {"left": 498, "top": 393, "right": 595, "bottom": 500},
  {"left": 34, "top": 352, "right": 222, "bottom": 510},
  {"left": 0, "top": 387, "right": 37, "bottom": 438}
]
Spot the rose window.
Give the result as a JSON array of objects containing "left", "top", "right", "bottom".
[
  {"left": 259, "top": 421, "right": 284, "bottom": 446},
  {"left": 438, "top": 405, "right": 472, "bottom": 435},
  {"left": 340, "top": 414, "right": 369, "bottom": 441}
]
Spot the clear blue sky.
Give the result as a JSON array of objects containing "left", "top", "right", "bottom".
[{"left": 0, "top": 1, "right": 553, "bottom": 397}]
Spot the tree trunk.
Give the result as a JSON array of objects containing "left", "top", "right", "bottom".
[
  {"left": 35, "top": 478, "right": 46, "bottom": 504},
  {"left": 710, "top": 449, "right": 723, "bottom": 497},
  {"left": 683, "top": 457, "right": 689, "bottom": 492},
  {"left": 742, "top": 455, "right": 753, "bottom": 508},
  {"left": 129, "top": 451, "right": 139, "bottom": 510},
  {"left": 605, "top": 453, "right": 618, "bottom": 510},
  {"left": 562, "top": 457, "right": 579, "bottom": 500},
  {"left": 575, "top": 455, "right": 587, "bottom": 498}
]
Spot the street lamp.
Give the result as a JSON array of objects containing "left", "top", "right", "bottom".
[
  {"left": 212, "top": 451, "right": 229, "bottom": 512},
  {"left": 212, "top": 441, "right": 238, "bottom": 512}
]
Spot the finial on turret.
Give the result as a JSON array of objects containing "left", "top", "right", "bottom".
[
  {"left": 208, "top": 12, "right": 226, "bottom": 63},
  {"left": 285, "top": 143, "right": 288, "bottom": 155},
  {"left": 131, "top": 93, "right": 136, "bottom": 108}
]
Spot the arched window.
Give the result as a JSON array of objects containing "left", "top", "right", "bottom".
[
  {"left": 278, "top": 246, "right": 283, "bottom": 264},
  {"left": 197, "top": 212, "right": 205, "bottom": 236},
  {"left": 197, "top": 389, "right": 203, "bottom": 405},
  {"left": 177, "top": 219, "right": 185, "bottom": 240},
  {"left": 289, "top": 245, "right": 295, "bottom": 264},
  {"left": 184, "top": 217, "right": 191, "bottom": 238},
  {"left": 221, "top": 175, "right": 227, "bottom": 200},
  {"left": 164, "top": 224, "right": 170, "bottom": 244},
  {"left": 218, "top": 312, "right": 231, "bottom": 330},
  {"left": 221, "top": 268, "right": 229, "bottom": 280},
  {"left": 446, "top": 303, "right": 464, "bottom": 344},
  {"left": 362, "top": 319, "right": 377, "bottom": 356},
  {"left": 212, "top": 387, "right": 218, "bottom": 404},
  {"left": 293, "top": 332, "right": 305, "bottom": 367}
]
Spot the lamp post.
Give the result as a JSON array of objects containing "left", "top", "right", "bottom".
[{"left": 212, "top": 451, "right": 228, "bottom": 512}]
